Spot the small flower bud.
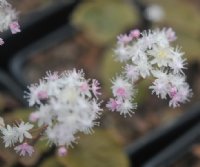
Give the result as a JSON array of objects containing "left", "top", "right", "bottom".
[
  {"left": 58, "top": 147, "right": 67, "bottom": 157},
  {"left": 130, "top": 29, "right": 140, "bottom": 38}
]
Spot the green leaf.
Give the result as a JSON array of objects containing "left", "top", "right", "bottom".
[
  {"left": 3, "top": 108, "right": 32, "bottom": 124},
  {"left": 57, "top": 129, "right": 129, "bottom": 167},
  {"left": 143, "top": 0, "right": 200, "bottom": 61},
  {"left": 145, "top": 0, "right": 200, "bottom": 38},
  {"left": 72, "top": 0, "right": 139, "bottom": 44},
  {"left": 135, "top": 79, "right": 151, "bottom": 105},
  {"left": 39, "top": 157, "right": 63, "bottom": 167},
  {"left": 177, "top": 33, "right": 200, "bottom": 61}
]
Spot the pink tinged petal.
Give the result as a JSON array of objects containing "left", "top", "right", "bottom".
[
  {"left": 14, "top": 143, "right": 34, "bottom": 157},
  {"left": 124, "top": 65, "right": 139, "bottom": 82},
  {"left": 45, "top": 71, "right": 59, "bottom": 81},
  {"left": 116, "top": 87, "right": 127, "bottom": 97},
  {"left": 106, "top": 98, "right": 121, "bottom": 112},
  {"left": 129, "top": 29, "right": 140, "bottom": 39},
  {"left": 169, "top": 87, "right": 177, "bottom": 98},
  {"left": 166, "top": 28, "right": 176, "bottom": 42},
  {"left": 10, "top": 21, "right": 21, "bottom": 34},
  {"left": 37, "top": 90, "right": 48, "bottom": 100},
  {"left": 58, "top": 146, "right": 67, "bottom": 156},
  {"left": 169, "top": 95, "right": 181, "bottom": 108},
  {"left": 21, "top": 150, "right": 26, "bottom": 156},
  {"left": 0, "top": 38, "right": 4, "bottom": 46},
  {"left": 117, "top": 34, "right": 132, "bottom": 44},
  {"left": 80, "top": 82, "right": 90, "bottom": 92},
  {"left": 29, "top": 112, "right": 39, "bottom": 122},
  {"left": 92, "top": 79, "right": 101, "bottom": 98}
]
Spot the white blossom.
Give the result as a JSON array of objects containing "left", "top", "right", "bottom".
[
  {"left": 111, "top": 76, "right": 133, "bottom": 99},
  {"left": 148, "top": 46, "right": 172, "bottom": 67},
  {"left": 16, "top": 122, "right": 33, "bottom": 142},
  {"left": 0, "top": 122, "right": 33, "bottom": 148},
  {"left": 107, "top": 28, "right": 192, "bottom": 116},
  {"left": 0, "top": 0, "right": 20, "bottom": 33},
  {"left": 1, "top": 125, "right": 18, "bottom": 147},
  {"left": 114, "top": 45, "right": 131, "bottom": 62},
  {"left": 27, "top": 69, "right": 102, "bottom": 147}
]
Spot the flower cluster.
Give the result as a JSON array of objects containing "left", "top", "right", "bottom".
[
  {"left": 107, "top": 28, "right": 192, "bottom": 116},
  {"left": 0, "top": 0, "right": 21, "bottom": 45},
  {"left": 0, "top": 120, "right": 34, "bottom": 156},
  {"left": 26, "top": 69, "right": 102, "bottom": 155}
]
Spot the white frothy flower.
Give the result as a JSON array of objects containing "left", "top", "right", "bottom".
[
  {"left": 0, "top": 125, "right": 18, "bottom": 147},
  {"left": 107, "top": 28, "right": 192, "bottom": 116},
  {"left": 26, "top": 69, "right": 102, "bottom": 147},
  {"left": 0, "top": 0, "right": 20, "bottom": 33},
  {"left": 16, "top": 122, "right": 33, "bottom": 143},
  {"left": 0, "top": 121, "right": 33, "bottom": 148}
]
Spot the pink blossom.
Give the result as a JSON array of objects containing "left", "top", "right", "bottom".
[
  {"left": 165, "top": 28, "right": 177, "bottom": 42},
  {"left": 106, "top": 98, "right": 121, "bottom": 112},
  {"left": 112, "top": 76, "right": 133, "bottom": 99},
  {"left": 80, "top": 82, "right": 90, "bottom": 92},
  {"left": 37, "top": 90, "right": 48, "bottom": 100},
  {"left": 14, "top": 143, "right": 34, "bottom": 156},
  {"left": 92, "top": 79, "right": 101, "bottom": 98},
  {"left": 129, "top": 29, "right": 140, "bottom": 39},
  {"left": 57, "top": 146, "right": 67, "bottom": 156},
  {"left": 9, "top": 21, "right": 21, "bottom": 34},
  {"left": 169, "top": 93, "right": 181, "bottom": 108},
  {"left": 117, "top": 34, "right": 132, "bottom": 45},
  {"left": 169, "top": 85, "right": 192, "bottom": 108},
  {"left": 0, "top": 38, "right": 4, "bottom": 46},
  {"left": 116, "top": 87, "right": 127, "bottom": 97},
  {"left": 169, "top": 87, "right": 177, "bottom": 98},
  {"left": 29, "top": 112, "right": 39, "bottom": 122}
]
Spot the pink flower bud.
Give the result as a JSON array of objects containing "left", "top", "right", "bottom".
[
  {"left": 58, "top": 146, "right": 67, "bottom": 156},
  {"left": 29, "top": 112, "right": 39, "bottom": 122},
  {"left": 106, "top": 98, "right": 122, "bottom": 112},
  {"left": 166, "top": 28, "right": 177, "bottom": 42},
  {"left": 130, "top": 29, "right": 140, "bottom": 38},
  {"left": 117, "top": 34, "right": 132, "bottom": 45},
  {"left": 9, "top": 21, "right": 21, "bottom": 34},
  {"left": 37, "top": 90, "right": 48, "bottom": 100}
]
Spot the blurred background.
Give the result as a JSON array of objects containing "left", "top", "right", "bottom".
[{"left": 0, "top": 0, "right": 200, "bottom": 166}]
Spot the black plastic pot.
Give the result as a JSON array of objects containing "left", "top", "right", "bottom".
[
  {"left": 0, "top": 0, "right": 80, "bottom": 70},
  {"left": 7, "top": 0, "right": 150, "bottom": 90},
  {"left": 126, "top": 104, "right": 200, "bottom": 167},
  {"left": 132, "top": 0, "right": 152, "bottom": 29},
  {"left": 143, "top": 121, "right": 200, "bottom": 167},
  {"left": 8, "top": 1, "right": 151, "bottom": 91},
  {"left": 0, "top": 0, "right": 80, "bottom": 108},
  {"left": 0, "top": 70, "right": 26, "bottom": 106},
  {"left": 9, "top": 24, "right": 77, "bottom": 90}
]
